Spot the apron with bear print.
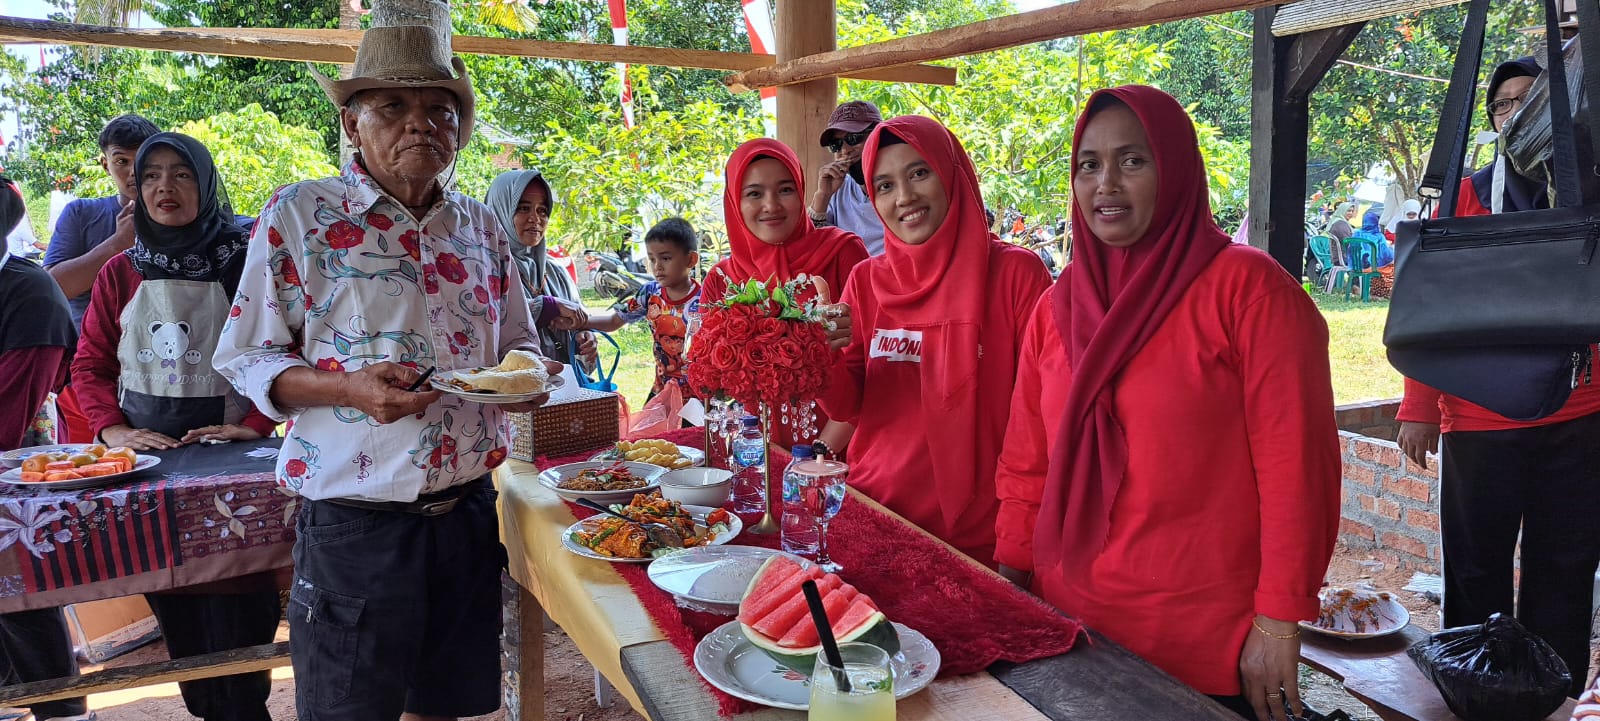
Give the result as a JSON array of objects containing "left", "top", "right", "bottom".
[{"left": 115, "top": 278, "right": 250, "bottom": 439}]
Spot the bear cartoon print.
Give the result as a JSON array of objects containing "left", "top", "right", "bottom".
[
  {"left": 115, "top": 279, "right": 252, "bottom": 438},
  {"left": 138, "top": 320, "right": 206, "bottom": 370}
]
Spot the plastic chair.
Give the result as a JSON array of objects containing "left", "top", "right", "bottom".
[
  {"left": 1313, "top": 236, "right": 1353, "bottom": 294},
  {"left": 1340, "top": 238, "right": 1384, "bottom": 302},
  {"left": 1307, "top": 235, "right": 1341, "bottom": 290}
]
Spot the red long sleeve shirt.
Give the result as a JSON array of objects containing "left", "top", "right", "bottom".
[
  {"left": 994, "top": 246, "right": 1341, "bottom": 695},
  {"left": 823, "top": 243, "right": 1050, "bottom": 564},
  {"left": 71, "top": 254, "right": 275, "bottom": 441},
  {"left": 1394, "top": 178, "right": 1600, "bottom": 433}
]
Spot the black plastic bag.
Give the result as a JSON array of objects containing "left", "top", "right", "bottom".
[
  {"left": 1406, "top": 613, "right": 1571, "bottom": 721},
  {"left": 1504, "top": 36, "right": 1600, "bottom": 204}
]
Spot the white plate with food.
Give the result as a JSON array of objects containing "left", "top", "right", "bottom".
[
  {"left": 1300, "top": 587, "right": 1411, "bottom": 639},
  {"left": 561, "top": 497, "right": 740, "bottom": 563},
  {"left": 0, "top": 444, "right": 89, "bottom": 470},
  {"left": 648, "top": 545, "right": 808, "bottom": 614},
  {"left": 431, "top": 350, "right": 563, "bottom": 403},
  {"left": 0, "top": 446, "right": 160, "bottom": 491},
  {"left": 538, "top": 461, "right": 667, "bottom": 504},
  {"left": 589, "top": 439, "right": 705, "bottom": 469},
  {"left": 693, "top": 621, "right": 939, "bottom": 710}
]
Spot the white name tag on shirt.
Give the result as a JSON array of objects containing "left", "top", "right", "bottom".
[{"left": 869, "top": 328, "right": 924, "bottom": 363}]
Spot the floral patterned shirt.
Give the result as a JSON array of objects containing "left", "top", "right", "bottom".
[{"left": 215, "top": 162, "right": 539, "bottom": 502}]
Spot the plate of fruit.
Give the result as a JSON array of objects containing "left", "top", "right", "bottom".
[{"left": 0, "top": 445, "right": 157, "bottom": 490}]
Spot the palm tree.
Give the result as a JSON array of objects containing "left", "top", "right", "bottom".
[{"left": 72, "top": 0, "right": 143, "bottom": 27}]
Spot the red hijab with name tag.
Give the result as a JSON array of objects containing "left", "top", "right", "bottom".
[
  {"left": 1037, "top": 86, "right": 1231, "bottom": 575},
  {"left": 859, "top": 115, "right": 994, "bottom": 529}
]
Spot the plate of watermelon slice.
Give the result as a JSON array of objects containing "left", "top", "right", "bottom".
[{"left": 692, "top": 553, "right": 941, "bottom": 709}]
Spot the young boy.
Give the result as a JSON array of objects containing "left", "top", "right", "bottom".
[{"left": 588, "top": 217, "right": 701, "bottom": 399}]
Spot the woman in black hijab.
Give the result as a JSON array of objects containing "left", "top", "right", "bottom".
[{"left": 69, "top": 133, "right": 281, "bottom": 721}]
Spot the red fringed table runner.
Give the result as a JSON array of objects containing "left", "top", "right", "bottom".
[{"left": 539, "top": 427, "right": 1082, "bottom": 717}]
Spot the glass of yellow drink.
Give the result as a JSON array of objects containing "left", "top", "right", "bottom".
[{"left": 808, "top": 642, "right": 896, "bottom": 721}]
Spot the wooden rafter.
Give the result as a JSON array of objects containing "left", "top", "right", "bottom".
[
  {"left": 1271, "top": 0, "right": 1465, "bottom": 36},
  {"left": 721, "top": 0, "right": 1281, "bottom": 92},
  {"left": 0, "top": 15, "right": 956, "bottom": 87}
]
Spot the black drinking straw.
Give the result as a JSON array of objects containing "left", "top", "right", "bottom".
[{"left": 802, "top": 579, "right": 852, "bottom": 694}]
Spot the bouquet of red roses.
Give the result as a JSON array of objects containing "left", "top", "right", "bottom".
[{"left": 687, "top": 275, "right": 832, "bottom": 410}]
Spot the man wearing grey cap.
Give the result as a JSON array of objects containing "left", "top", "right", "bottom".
[{"left": 808, "top": 100, "right": 888, "bottom": 256}]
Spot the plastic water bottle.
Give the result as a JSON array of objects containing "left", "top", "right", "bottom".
[
  {"left": 781, "top": 444, "right": 820, "bottom": 558},
  {"left": 730, "top": 415, "right": 767, "bottom": 514}
]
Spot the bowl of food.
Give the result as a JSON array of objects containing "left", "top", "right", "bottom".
[
  {"left": 658, "top": 468, "right": 734, "bottom": 508},
  {"left": 538, "top": 461, "right": 667, "bottom": 504},
  {"left": 1300, "top": 587, "right": 1411, "bottom": 639}
]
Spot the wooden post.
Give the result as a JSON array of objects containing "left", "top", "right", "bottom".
[
  {"left": 1247, "top": 8, "right": 1363, "bottom": 277},
  {"left": 775, "top": 0, "right": 837, "bottom": 179}
]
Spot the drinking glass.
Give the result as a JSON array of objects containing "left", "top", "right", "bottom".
[
  {"left": 808, "top": 641, "right": 895, "bottom": 721},
  {"left": 790, "top": 458, "right": 848, "bottom": 573}
]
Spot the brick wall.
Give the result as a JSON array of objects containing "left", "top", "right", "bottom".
[
  {"left": 1334, "top": 399, "right": 1401, "bottom": 441},
  {"left": 1338, "top": 429, "right": 1440, "bottom": 572}
]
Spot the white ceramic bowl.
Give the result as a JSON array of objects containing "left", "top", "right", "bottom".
[
  {"left": 537, "top": 461, "right": 666, "bottom": 504},
  {"left": 658, "top": 468, "right": 734, "bottom": 507}
]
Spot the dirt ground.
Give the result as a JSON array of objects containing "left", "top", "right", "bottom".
[{"left": 64, "top": 542, "right": 1598, "bottom": 720}]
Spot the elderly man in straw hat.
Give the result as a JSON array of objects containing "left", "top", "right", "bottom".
[{"left": 217, "top": 26, "right": 581, "bottom": 721}]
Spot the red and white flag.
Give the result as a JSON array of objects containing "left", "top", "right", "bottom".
[
  {"left": 607, "top": 0, "right": 635, "bottom": 129},
  {"left": 740, "top": 0, "right": 779, "bottom": 137}
]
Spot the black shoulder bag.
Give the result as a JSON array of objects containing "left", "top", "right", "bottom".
[{"left": 1383, "top": 0, "right": 1600, "bottom": 421}]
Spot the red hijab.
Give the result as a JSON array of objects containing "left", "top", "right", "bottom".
[
  {"left": 859, "top": 115, "right": 994, "bottom": 528},
  {"left": 1036, "top": 86, "right": 1231, "bottom": 576},
  {"left": 721, "top": 138, "right": 861, "bottom": 286}
]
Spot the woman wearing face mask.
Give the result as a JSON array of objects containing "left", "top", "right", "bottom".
[
  {"left": 705, "top": 139, "right": 869, "bottom": 447},
  {"left": 817, "top": 116, "right": 1050, "bottom": 564},
  {"left": 992, "top": 87, "right": 1339, "bottom": 721},
  {"left": 485, "top": 169, "right": 598, "bottom": 373},
  {"left": 69, "top": 132, "right": 281, "bottom": 721}
]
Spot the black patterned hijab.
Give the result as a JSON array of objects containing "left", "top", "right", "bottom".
[{"left": 129, "top": 132, "right": 250, "bottom": 284}]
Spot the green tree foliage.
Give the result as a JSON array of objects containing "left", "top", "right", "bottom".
[{"left": 170, "top": 104, "right": 339, "bottom": 217}]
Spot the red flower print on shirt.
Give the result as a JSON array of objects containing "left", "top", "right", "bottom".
[
  {"left": 486, "top": 447, "right": 507, "bottom": 469},
  {"left": 397, "top": 230, "right": 420, "bottom": 261},
  {"left": 315, "top": 357, "right": 345, "bottom": 372},
  {"left": 423, "top": 263, "right": 440, "bottom": 294},
  {"left": 276, "top": 256, "right": 302, "bottom": 288},
  {"left": 453, "top": 331, "right": 470, "bottom": 348},
  {"left": 326, "top": 220, "right": 364, "bottom": 250},
  {"left": 285, "top": 459, "right": 308, "bottom": 478},
  {"left": 268, "top": 226, "right": 283, "bottom": 247},
  {"left": 229, "top": 305, "right": 242, "bottom": 319},
  {"left": 472, "top": 286, "right": 490, "bottom": 305},
  {"left": 488, "top": 274, "right": 502, "bottom": 298},
  {"left": 368, "top": 213, "right": 394, "bottom": 231},
  {"left": 436, "top": 253, "right": 469, "bottom": 284}
]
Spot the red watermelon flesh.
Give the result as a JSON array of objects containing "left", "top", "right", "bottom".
[
  {"left": 833, "top": 594, "right": 883, "bottom": 637},
  {"left": 737, "top": 557, "right": 822, "bottom": 625},
  {"left": 776, "top": 583, "right": 860, "bottom": 649},
  {"left": 748, "top": 573, "right": 841, "bottom": 639}
]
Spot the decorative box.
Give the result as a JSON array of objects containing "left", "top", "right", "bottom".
[{"left": 509, "top": 389, "right": 620, "bottom": 462}]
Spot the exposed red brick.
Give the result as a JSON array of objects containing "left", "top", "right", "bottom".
[
  {"left": 1384, "top": 476, "right": 1432, "bottom": 502},
  {"left": 1404, "top": 457, "right": 1439, "bottom": 479},
  {"left": 1407, "top": 509, "right": 1440, "bottom": 534},
  {"left": 1340, "top": 519, "right": 1375, "bottom": 541},
  {"left": 1357, "top": 494, "right": 1375, "bottom": 512},
  {"left": 1376, "top": 498, "right": 1401, "bottom": 521},
  {"left": 1354, "top": 442, "right": 1379, "bottom": 462},
  {"left": 1345, "top": 466, "right": 1376, "bottom": 488},
  {"left": 1339, "top": 436, "right": 1351, "bottom": 457},
  {"left": 1380, "top": 532, "right": 1431, "bottom": 561},
  {"left": 1377, "top": 446, "right": 1403, "bottom": 468}
]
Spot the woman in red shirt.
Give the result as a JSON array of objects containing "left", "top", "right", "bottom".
[
  {"left": 1395, "top": 56, "right": 1600, "bottom": 697},
  {"left": 993, "top": 86, "right": 1339, "bottom": 721},
  {"left": 819, "top": 116, "right": 1050, "bottom": 564},
  {"left": 705, "top": 138, "right": 869, "bottom": 446}
]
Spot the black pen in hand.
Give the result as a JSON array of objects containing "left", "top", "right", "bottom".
[{"left": 406, "top": 366, "right": 437, "bottom": 392}]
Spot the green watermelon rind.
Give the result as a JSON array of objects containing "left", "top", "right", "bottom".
[{"left": 739, "top": 612, "right": 901, "bottom": 674}]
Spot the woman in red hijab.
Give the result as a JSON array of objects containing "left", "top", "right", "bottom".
[
  {"left": 819, "top": 116, "right": 1050, "bottom": 564},
  {"left": 992, "top": 86, "right": 1339, "bottom": 721},
  {"left": 706, "top": 138, "right": 869, "bottom": 446}
]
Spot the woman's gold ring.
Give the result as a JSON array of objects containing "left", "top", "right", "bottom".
[{"left": 1266, "top": 692, "right": 1282, "bottom": 699}]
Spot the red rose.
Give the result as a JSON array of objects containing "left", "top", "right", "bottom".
[
  {"left": 423, "top": 264, "right": 440, "bottom": 294},
  {"left": 699, "top": 309, "right": 726, "bottom": 334},
  {"left": 707, "top": 342, "right": 739, "bottom": 371},
  {"left": 267, "top": 226, "right": 283, "bottom": 247},
  {"left": 744, "top": 344, "right": 772, "bottom": 369},
  {"left": 284, "top": 459, "right": 307, "bottom": 477},
  {"left": 397, "top": 230, "right": 421, "bottom": 261},
  {"left": 315, "top": 357, "right": 344, "bottom": 372},
  {"left": 771, "top": 339, "right": 804, "bottom": 368},
  {"left": 723, "top": 315, "right": 754, "bottom": 340},
  {"left": 368, "top": 213, "right": 394, "bottom": 231},
  {"left": 756, "top": 317, "right": 787, "bottom": 342},
  {"left": 436, "top": 253, "right": 469, "bottom": 284},
  {"left": 805, "top": 339, "right": 831, "bottom": 368},
  {"left": 325, "top": 220, "right": 364, "bottom": 250},
  {"left": 472, "top": 286, "right": 490, "bottom": 305}
]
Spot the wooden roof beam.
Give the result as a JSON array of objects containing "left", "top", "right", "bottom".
[
  {"left": 0, "top": 15, "right": 956, "bottom": 87},
  {"left": 1271, "top": 0, "right": 1465, "bottom": 37},
  {"left": 722, "top": 0, "right": 1280, "bottom": 92}
]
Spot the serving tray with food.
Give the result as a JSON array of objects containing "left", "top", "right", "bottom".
[
  {"left": 562, "top": 491, "right": 739, "bottom": 563},
  {"left": 431, "top": 349, "right": 565, "bottom": 403},
  {"left": 0, "top": 444, "right": 159, "bottom": 490},
  {"left": 589, "top": 438, "right": 704, "bottom": 469}
]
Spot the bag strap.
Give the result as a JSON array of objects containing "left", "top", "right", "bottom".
[
  {"left": 1541, "top": 0, "right": 1584, "bottom": 208},
  {"left": 566, "top": 331, "right": 621, "bottom": 389},
  {"left": 1421, "top": 0, "right": 1490, "bottom": 214},
  {"left": 593, "top": 331, "right": 621, "bottom": 385},
  {"left": 1574, "top": 0, "right": 1600, "bottom": 179}
]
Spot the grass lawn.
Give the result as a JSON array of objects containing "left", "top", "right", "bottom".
[
  {"left": 581, "top": 289, "right": 1404, "bottom": 414},
  {"left": 1314, "top": 293, "right": 1404, "bottom": 405}
]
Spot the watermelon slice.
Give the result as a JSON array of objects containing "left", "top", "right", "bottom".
[{"left": 737, "top": 555, "right": 899, "bottom": 673}]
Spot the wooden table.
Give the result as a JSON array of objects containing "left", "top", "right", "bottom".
[
  {"left": 1301, "top": 625, "right": 1577, "bottom": 721},
  {"left": 498, "top": 457, "right": 1243, "bottom": 721}
]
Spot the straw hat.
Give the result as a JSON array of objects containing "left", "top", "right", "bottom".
[{"left": 309, "top": 25, "right": 475, "bottom": 143}]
